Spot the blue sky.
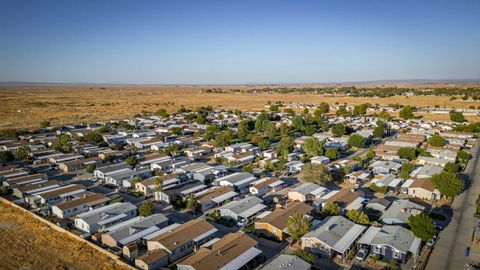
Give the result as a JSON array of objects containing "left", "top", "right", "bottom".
[{"left": 1, "top": 0, "right": 479, "bottom": 84}]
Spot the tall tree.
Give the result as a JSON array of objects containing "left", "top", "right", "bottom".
[
  {"left": 408, "top": 212, "right": 435, "bottom": 241},
  {"left": 286, "top": 214, "right": 312, "bottom": 242},
  {"left": 300, "top": 163, "right": 333, "bottom": 185},
  {"left": 431, "top": 171, "right": 463, "bottom": 198}
]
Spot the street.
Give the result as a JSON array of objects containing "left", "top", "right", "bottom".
[{"left": 426, "top": 139, "right": 480, "bottom": 270}]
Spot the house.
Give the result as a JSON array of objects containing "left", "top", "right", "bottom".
[
  {"left": 139, "top": 154, "right": 171, "bottom": 167},
  {"left": 177, "top": 232, "right": 262, "bottom": 270},
  {"left": 27, "top": 184, "right": 86, "bottom": 206},
  {"left": 0, "top": 168, "right": 29, "bottom": 182},
  {"left": 12, "top": 180, "right": 60, "bottom": 199},
  {"left": 135, "top": 174, "right": 181, "bottom": 197},
  {"left": 101, "top": 214, "right": 168, "bottom": 248},
  {"left": 284, "top": 160, "right": 305, "bottom": 173},
  {"left": 146, "top": 219, "right": 218, "bottom": 264},
  {"left": 105, "top": 168, "right": 152, "bottom": 187},
  {"left": 184, "top": 146, "right": 212, "bottom": 160},
  {"left": 381, "top": 199, "right": 425, "bottom": 225},
  {"left": 195, "top": 186, "right": 238, "bottom": 212},
  {"left": 249, "top": 178, "right": 284, "bottom": 196},
  {"left": 261, "top": 254, "right": 311, "bottom": 270},
  {"left": 179, "top": 163, "right": 227, "bottom": 183},
  {"left": 365, "top": 198, "right": 392, "bottom": 213},
  {"left": 345, "top": 171, "right": 371, "bottom": 185},
  {"left": 310, "top": 156, "right": 330, "bottom": 165},
  {"left": 409, "top": 165, "right": 443, "bottom": 179},
  {"left": 49, "top": 154, "right": 84, "bottom": 165},
  {"left": 358, "top": 225, "right": 421, "bottom": 263},
  {"left": 155, "top": 181, "right": 207, "bottom": 204},
  {"left": 371, "top": 174, "right": 403, "bottom": 190},
  {"left": 375, "top": 145, "right": 400, "bottom": 160},
  {"left": 215, "top": 172, "right": 257, "bottom": 193},
  {"left": 226, "top": 151, "right": 256, "bottom": 166},
  {"left": 370, "top": 160, "right": 402, "bottom": 175},
  {"left": 135, "top": 249, "right": 169, "bottom": 270},
  {"left": 219, "top": 196, "right": 266, "bottom": 223},
  {"left": 416, "top": 156, "right": 449, "bottom": 168},
  {"left": 301, "top": 216, "right": 366, "bottom": 259},
  {"left": 405, "top": 179, "right": 441, "bottom": 201},
  {"left": 288, "top": 183, "right": 328, "bottom": 203},
  {"left": 255, "top": 201, "right": 313, "bottom": 240},
  {"left": 74, "top": 202, "right": 137, "bottom": 234},
  {"left": 93, "top": 163, "right": 131, "bottom": 180},
  {"left": 59, "top": 157, "right": 102, "bottom": 173},
  {"left": 3, "top": 173, "right": 47, "bottom": 188},
  {"left": 322, "top": 189, "right": 365, "bottom": 212},
  {"left": 51, "top": 193, "right": 109, "bottom": 219}
]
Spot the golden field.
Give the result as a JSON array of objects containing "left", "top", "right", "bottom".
[
  {"left": 0, "top": 200, "right": 131, "bottom": 270},
  {"left": 1, "top": 85, "right": 480, "bottom": 129}
]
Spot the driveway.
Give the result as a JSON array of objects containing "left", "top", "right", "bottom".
[{"left": 426, "top": 139, "right": 480, "bottom": 270}]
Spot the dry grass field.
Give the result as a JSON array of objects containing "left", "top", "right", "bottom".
[
  {"left": 0, "top": 200, "right": 131, "bottom": 270},
  {"left": 1, "top": 85, "right": 479, "bottom": 129}
]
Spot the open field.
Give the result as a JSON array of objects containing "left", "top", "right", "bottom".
[
  {"left": 0, "top": 200, "right": 131, "bottom": 270},
  {"left": 1, "top": 85, "right": 480, "bottom": 129}
]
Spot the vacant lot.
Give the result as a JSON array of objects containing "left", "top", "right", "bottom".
[
  {"left": 1, "top": 85, "right": 479, "bottom": 129},
  {"left": 0, "top": 200, "right": 131, "bottom": 270}
]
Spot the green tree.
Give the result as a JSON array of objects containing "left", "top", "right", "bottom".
[
  {"left": 186, "top": 193, "right": 198, "bottom": 212},
  {"left": 346, "top": 210, "right": 370, "bottom": 225},
  {"left": 154, "top": 108, "right": 169, "bottom": 118},
  {"left": 39, "top": 120, "right": 51, "bottom": 128},
  {"left": 378, "top": 111, "right": 391, "bottom": 121},
  {"left": 139, "top": 201, "right": 155, "bottom": 217},
  {"left": 336, "top": 106, "right": 348, "bottom": 116},
  {"left": 332, "top": 123, "right": 346, "bottom": 137},
  {"left": 353, "top": 104, "right": 368, "bottom": 116},
  {"left": 83, "top": 131, "right": 104, "bottom": 144},
  {"left": 243, "top": 163, "right": 254, "bottom": 173},
  {"left": 302, "top": 138, "right": 325, "bottom": 157},
  {"left": 369, "top": 183, "right": 388, "bottom": 194},
  {"left": 0, "top": 151, "right": 14, "bottom": 165},
  {"left": 373, "top": 122, "right": 385, "bottom": 138},
  {"left": 203, "top": 125, "right": 220, "bottom": 141},
  {"left": 195, "top": 113, "right": 206, "bottom": 124},
  {"left": 428, "top": 134, "right": 446, "bottom": 147},
  {"left": 366, "top": 149, "right": 375, "bottom": 159},
  {"left": 399, "top": 163, "right": 415, "bottom": 179},
  {"left": 457, "top": 150, "right": 472, "bottom": 161},
  {"left": 0, "top": 129, "right": 18, "bottom": 139},
  {"left": 322, "top": 202, "right": 340, "bottom": 216},
  {"left": 86, "top": 164, "right": 96, "bottom": 173},
  {"left": 255, "top": 112, "right": 270, "bottom": 132},
  {"left": 399, "top": 105, "right": 415, "bottom": 119},
  {"left": 237, "top": 120, "right": 251, "bottom": 141},
  {"left": 317, "top": 102, "right": 330, "bottom": 115},
  {"left": 300, "top": 163, "right": 333, "bottom": 185},
  {"left": 215, "top": 130, "right": 233, "bottom": 147},
  {"left": 98, "top": 125, "right": 112, "bottom": 133},
  {"left": 408, "top": 212, "right": 435, "bottom": 241},
  {"left": 53, "top": 134, "right": 72, "bottom": 153},
  {"left": 431, "top": 171, "right": 464, "bottom": 198},
  {"left": 166, "top": 143, "right": 180, "bottom": 157},
  {"left": 125, "top": 156, "right": 137, "bottom": 167},
  {"left": 132, "top": 176, "right": 142, "bottom": 185},
  {"left": 292, "top": 115, "right": 305, "bottom": 131},
  {"left": 16, "top": 145, "right": 31, "bottom": 161},
  {"left": 276, "top": 136, "right": 294, "bottom": 157},
  {"left": 444, "top": 162, "right": 459, "bottom": 173},
  {"left": 450, "top": 111, "right": 466, "bottom": 123},
  {"left": 348, "top": 134, "right": 365, "bottom": 148},
  {"left": 397, "top": 147, "right": 417, "bottom": 160},
  {"left": 325, "top": 148, "right": 339, "bottom": 160},
  {"left": 287, "top": 214, "right": 312, "bottom": 242}
]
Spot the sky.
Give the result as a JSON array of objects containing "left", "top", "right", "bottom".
[{"left": 0, "top": 0, "right": 479, "bottom": 84}]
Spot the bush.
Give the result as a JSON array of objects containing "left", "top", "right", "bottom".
[
  {"left": 293, "top": 249, "right": 314, "bottom": 264},
  {"left": 370, "top": 183, "right": 388, "bottom": 194},
  {"left": 139, "top": 201, "right": 155, "bottom": 216},
  {"left": 428, "top": 134, "right": 446, "bottom": 147},
  {"left": 397, "top": 147, "right": 417, "bottom": 160},
  {"left": 348, "top": 134, "right": 365, "bottom": 148}
]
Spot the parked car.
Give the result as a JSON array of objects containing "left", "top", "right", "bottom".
[
  {"left": 355, "top": 248, "right": 369, "bottom": 261},
  {"left": 465, "top": 247, "right": 471, "bottom": 257},
  {"left": 426, "top": 239, "right": 435, "bottom": 247}
]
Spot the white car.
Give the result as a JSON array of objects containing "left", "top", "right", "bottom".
[{"left": 355, "top": 248, "right": 369, "bottom": 261}]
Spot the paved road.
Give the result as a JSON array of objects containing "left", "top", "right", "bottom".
[{"left": 426, "top": 139, "right": 480, "bottom": 270}]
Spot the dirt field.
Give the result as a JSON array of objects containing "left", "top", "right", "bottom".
[
  {"left": 0, "top": 200, "right": 131, "bottom": 270},
  {"left": 1, "top": 85, "right": 479, "bottom": 129}
]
